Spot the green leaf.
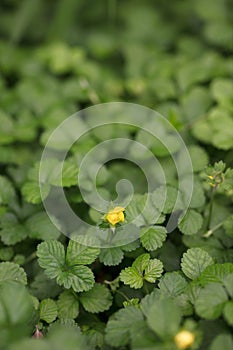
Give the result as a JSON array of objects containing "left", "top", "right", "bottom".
[
  {"left": 188, "top": 145, "right": 209, "bottom": 172},
  {"left": 222, "top": 273, "right": 233, "bottom": 298},
  {"left": 120, "top": 254, "right": 163, "bottom": 289},
  {"left": 0, "top": 175, "right": 15, "bottom": 205},
  {"left": 22, "top": 181, "right": 50, "bottom": 204},
  {"left": 66, "top": 240, "right": 100, "bottom": 266},
  {"left": 198, "top": 263, "right": 233, "bottom": 286},
  {"left": 26, "top": 212, "right": 61, "bottom": 240},
  {"left": 0, "top": 247, "right": 14, "bottom": 261},
  {"left": 57, "top": 291, "right": 79, "bottom": 319},
  {"left": 56, "top": 265, "right": 95, "bottom": 292},
  {"left": 140, "top": 225, "right": 167, "bottom": 251},
  {"left": 147, "top": 298, "right": 181, "bottom": 338},
  {"left": 195, "top": 283, "right": 228, "bottom": 319},
  {"left": 40, "top": 298, "right": 58, "bottom": 323},
  {"left": 189, "top": 178, "right": 206, "bottom": 208},
  {"left": 210, "top": 334, "right": 233, "bottom": 350},
  {"left": 158, "top": 272, "right": 188, "bottom": 297},
  {"left": 0, "top": 262, "right": 27, "bottom": 285},
  {"left": 133, "top": 253, "right": 151, "bottom": 275},
  {"left": 181, "top": 248, "right": 214, "bottom": 280},
  {"left": 151, "top": 185, "right": 184, "bottom": 213},
  {"left": 0, "top": 213, "right": 27, "bottom": 245},
  {"left": 178, "top": 209, "right": 203, "bottom": 235},
  {"left": 140, "top": 289, "right": 161, "bottom": 317},
  {"left": 37, "top": 240, "right": 65, "bottom": 279},
  {"left": 223, "top": 301, "right": 233, "bottom": 326},
  {"left": 0, "top": 281, "right": 34, "bottom": 344},
  {"left": 120, "top": 266, "right": 143, "bottom": 289},
  {"left": 126, "top": 193, "right": 162, "bottom": 226},
  {"left": 223, "top": 215, "right": 233, "bottom": 238},
  {"left": 99, "top": 247, "right": 124, "bottom": 266},
  {"left": 79, "top": 283, "right": 113, "bottom": 313},
  {"left": 144, "top": 259, "right": 163, "bottom": 283},
  {"left": 105, "top": 306, "right": 144, "bottom": 347}
]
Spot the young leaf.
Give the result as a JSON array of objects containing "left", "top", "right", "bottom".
[
  {"left": 66, "top": 240, "right": 100, "bottom": 266},
  {"left": 144, "top": 259, "right": 163, "bottom": 283},
  {"left": 0, "top": 262, "right": 27, "bottom": 285},
  {"left": 140, "top": 225, "right": 167, "bottom": 251},
  {"left": 99, "top": 247, "right": 124, "bottom": 266},
  {"left": 22, "top": 181, "right": 50, "bottom": 204},
  {"left": 195, "top": 283, "right": 228, "bottom": 319},
  {"left": 178, "top": 209, "right": 203, "bottom": 235},
  {"left": 40, "top": 298, "right": 58, "bottom": 323},
  {"left": 119, "top": 266, "right": 143, "bottom": 289},
  {"left": 57, "top": 291, "right": 79, "bottom": 319},
  {"left": 79, "top": 283, "right": 113, "bottom": 313},
  {"left": 181, "top": 248, "right": 214, "bottom": 280}
]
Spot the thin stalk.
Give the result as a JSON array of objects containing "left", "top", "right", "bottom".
[{"left": 206, "top": 188, "right": 215, "bottom": 230}]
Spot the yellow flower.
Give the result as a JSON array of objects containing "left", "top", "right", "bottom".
[
  {"left": 104, "top": 206, "right": 125, "bottom": 226},
  {"left": 174, "top": 330, "right": 195, "bottom": 350}
]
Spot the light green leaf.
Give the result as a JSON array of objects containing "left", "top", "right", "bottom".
[
  {"left": 158, "top": 272, "right": 188, "bottom": 297},
  {"left": 26, "top": 212, "right": 61, "bottom": 240},
  {"left": 144, "top": 259, "right": 163, "bottom": 283},
  {"left": 56, "top": 265, "right": 95, "bottom": 292},
  {"left": 120, "top": 266, "right": 143, "bottom": 289},
  {"left": 57, "top": 291, "right": 79, "bottom": 319},
  {"left": 105, "top": 306, "right": 144, "bottom": 347},
  {"left": 22, "top": 181, "right": 50, "bottom": 204},
  {"left": 0, "top": 176, "right": 15, "bottom": 205},
  {"left": 0, "top": 262, "right": 27, "bottom": 285},
  {"left": 195, "top": 283, "right": 228, "bottom": 319},
  {"left": 133, "top": 253, "right": 151, "bottom": 275},
  {"left": 0, "top": 247, "right": 14, "bottom": 261},
  {"left": 210, "top": 334, "right": 233, "bottom": 350},
  {"left": 40, "top": 298, "right": 58, "bottom": 323},
  {"left": 37, "top": 240, "right": 65, "bottom": 279},
  {"left": 99, "top": 247, "right": 124, "bottom": 266},
  {"left": 147, "top": 298, "right": 181, "bottom": 338},
  {"left": 223, "top": 301, "right": 233, "bottom": 326},
  {"left": 181, "top": 248, "right": 214, "bottom": 280},
  {"left": 140, "top": 226, "right": 167, "bottom": 251},
  {"left": 0, "top": 213, "right": 27, "bottom": 245},
  {"left": 66, "top": 240, "right": 100, "bottom": 266},
  {"left": 79, "top": 283, "right": 113, "bottom": 313},
  {"left": 178, "top": 209, "right": 203, "bottom": 235}
]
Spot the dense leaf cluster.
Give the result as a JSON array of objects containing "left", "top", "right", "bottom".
[{"left": 0, "top": 0, "right": 232, "bottom": 349}]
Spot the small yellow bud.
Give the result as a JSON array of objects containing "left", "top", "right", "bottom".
[
  {"left": 104, "top": 206, "right": 125, "bottom": 226},
  {"left": 207, "top": 175, "right": 214, "bottom": 180},
  {"left": 174, "top": 330, "right": 195, "bottom": 350}
]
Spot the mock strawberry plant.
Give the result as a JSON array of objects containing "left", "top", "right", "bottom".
[{"left": 0, "top": 1, "right": 233, "bottom": 350}]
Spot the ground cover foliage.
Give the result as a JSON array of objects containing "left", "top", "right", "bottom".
[{"left": 0, "top": 0, "right": 233, "bottom": 349}]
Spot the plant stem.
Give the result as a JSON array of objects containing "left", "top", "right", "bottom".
[
  {"left": 206, "top": 188, "right": 215, "bottom": 230},
  {"left": 23, "top": 251, "right": 36, "bottom": 265}
]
